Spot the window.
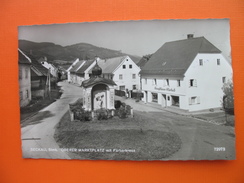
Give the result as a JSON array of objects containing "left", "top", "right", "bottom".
[
  {"left": 166, "top": 79, "right": 169, "bottom": 86},
  {"left": 153, "top": 79, "right": 157, "bottom": 85},
  {"left": 133, "top": 85, "right": 137, "bottom": 90},
  {"left": 25, "top": 68, "right": 28, "bottom": 78},
  {"left": 110, "top": 75, "right": 113, "bottom": 80},
  {"left": 190, "top": 79, "right": 197, "bottom": 87},
  {"left": 152, "top": 93, "right": 158, "bottom": 102},
  {"left": 199, "top": 59, "right": 203, "bottom": 66},
  {"left": 19, "top": 68, "right": 22, "bottom": 79},
  {"left": 119, "top": 74, "right": 123, "bottom": 80},
  {"left": 217, "top": 59, "right": 220, "bottom": 65},
  {"left": 129, "top": 64, "right": 132, "bottom": 69},
  {"left": 20, "top": 91, "right": 23, "bottom": 100},
  {"left": 132, "top": 74, "right": 136, "bottom": 79},
  {"left": 119, "top": 85, "right": 125, "bottom": 90},
  {"left": 189, "top": 96, "right": 200, "bottom": 105},
  {"left": 144, "top": 78, "right": 147, "bottom": 85},
  {"left": 122, "top": 65, "right": 126, "bottom": 69},
  {"left": 222, "top": 77, "right": 226, "bottom": 83},
  {"left": 26, "top": 90, "right": 29, "bottom": 99},
  {"left": 177, "top": 80, "right": 181, "bottom": 87}
]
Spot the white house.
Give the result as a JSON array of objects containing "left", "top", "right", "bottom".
[
  {"left": 40, "top": 61, "right": 58, "bottom": 77},
  {"left": 88, "top": 56, "right": 141, "bottom": 91},
  {"left": 18, "top": 49, "right": 32, "bottom": 107},
  {"left": 140, "top": 35, "right": 233, "bottom": 112},
  {"left": 69, "top": 60, "right": 86, "bottom": 84},
  {"left": 75, "top": 59, "right": 97, "bottom": 86},
  {"left": 66, "top": 58, "right": 79, "bottom": 82}
]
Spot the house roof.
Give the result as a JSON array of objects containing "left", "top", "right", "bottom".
[
  {"left": 66, "top": 58, "right": 79, "bottom": 72},
  {"left": 137, "top": 54, "right": 152, "bottom": 68},
  {"left": 18, "top": 49, "right": 31, "bottom": 64},
  {"left": 76, "top": 60, "right": 95, "bottom": 74},
  {"left": 23, "top": 52, "right": 49, "bottom": 76},
  {"left": 82, "top": 76, "right": 116, "bottom": 88},
  {"left": 88, "top": 56, "right": 127, "bottom": 74},
  {"left": 70, "top": 60, "right": 85, "bottom": 72},
  {"left": 140, "top": 37, "right": 221, "bottom": 76}
]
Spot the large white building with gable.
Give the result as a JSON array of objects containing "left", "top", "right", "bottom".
[{"left": 140, "top": 35, "right": 233, "bottom": 112}]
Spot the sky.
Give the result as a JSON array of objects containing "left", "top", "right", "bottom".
[{"left": 18, "top": 19, "right": 231, "bottom": 60}]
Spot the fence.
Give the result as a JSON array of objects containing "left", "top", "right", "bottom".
[{"left": 115, "top": 89, "right": 125, "bottom": 97}]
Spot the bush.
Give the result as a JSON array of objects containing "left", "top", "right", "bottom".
[
  {"left": 74, "top": 109, "right": 92, "bottom": 121},
  {"left": 95, "top": 109, "right": 109, "bottom": 120},
  {"left": 114, "top": 100, "right": 122, "bottom": 109},
  {"left": 117, "top": 104, "right": 132, "bottom": 119},
  {"left": 118, "top": 107, "right": 127, "bottom": 119},
  {"left": 69, "top": 99, "right": 83, "bottom": 113}
]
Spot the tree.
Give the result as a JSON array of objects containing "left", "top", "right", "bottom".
[{"left": 222, "top": 80, "right": 234, "bottom": 113}]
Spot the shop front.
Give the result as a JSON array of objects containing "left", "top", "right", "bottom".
[{"left": 143, "top": 90, "right": 182, "bottom": 109}]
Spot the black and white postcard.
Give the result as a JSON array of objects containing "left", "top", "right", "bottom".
[{"left": 18, "top": 19, "right": 235, "bottom": 160}]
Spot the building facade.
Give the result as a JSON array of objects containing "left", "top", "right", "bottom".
[
  {"left": 140, "top": 35, "right": 232, "bottom": 112},
  {"left": 88, "top": 56, "right": 141, "bottom": 91},
  {"left": 18, "top": 49, "right": 32, "bottom": 107}
]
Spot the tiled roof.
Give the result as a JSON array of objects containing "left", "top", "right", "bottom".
[
  {"left": 70, "top": 60, "right": 85, "bottom": 72},
  {"left": 82, "top": 76, "right": 116, "bottom": 88},
  {"left": 88, "top": 56, "right": 127, "bottom": 74},
  {"left": 76, "top": 60, "right": 95, "bottom": 74},
  {"left": 140, "top": 37, "right": 221, "bottom": 76}
]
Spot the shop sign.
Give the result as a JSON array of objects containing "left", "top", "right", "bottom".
[{"left": 154, "top": 87, "right": 175, "bottom": 92}]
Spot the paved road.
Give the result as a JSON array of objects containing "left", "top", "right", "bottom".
[
  {"left": 21, "top": 85, "right": 235, "bottom": 160},
  {"left": 116, "top": 96, "right": 235, "bottom": 160},
  {"left": 21, "top": 81, "right": 83, "bottom": 159}
]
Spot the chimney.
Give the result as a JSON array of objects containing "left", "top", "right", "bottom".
[{"left": 187, "top": 34, "right": 194, "bottom": 39}]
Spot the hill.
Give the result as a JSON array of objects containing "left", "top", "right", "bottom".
[{"left": 18, "top": 40, "right": 141, "bottom": 65}]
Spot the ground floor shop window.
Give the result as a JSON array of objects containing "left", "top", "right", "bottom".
[
  {"left": 152, "top": 93, "right": 158, "bottom": 103},
  {"left": 171, "top": 96, "right": 179, "bottom": 107}
]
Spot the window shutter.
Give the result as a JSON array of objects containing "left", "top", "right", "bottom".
[
  {"left": 197, "top": 96, "right": 200, "bottom": 104},
  {"left": 189, "top": 97, "right": 192, "bottom": 105},
  {"left": 194, "top": 79, "right": 197, "bottom": 87}
]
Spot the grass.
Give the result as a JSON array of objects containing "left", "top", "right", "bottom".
[
  {"left": 193, "top": 111, "right": 235, "bottom": 126},
  {"left": 54, "top": 111, "right": 182, "bottom": 160}
]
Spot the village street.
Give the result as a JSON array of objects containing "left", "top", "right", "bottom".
[
  {"left": 21, "top": 81, "right": 83, "bottom": 159},
  {"left": 117, "top": 97, "right": 235, "bottom": 160},
  {"left": 21, "top": 81, "right": 235, "bottom": 160}
]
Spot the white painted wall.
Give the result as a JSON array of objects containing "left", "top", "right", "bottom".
[
  {"left": 19, "top": 64, "right": 31, "bottom": 107},
  {"left": 113, "top": 56, "right": 141, "bottom": 91},
  {"left": 141, "top": 53, "right": 232, "bottom": 112},
  {"left": 184, "top": 53, "right": 232, "bottom": 111}
]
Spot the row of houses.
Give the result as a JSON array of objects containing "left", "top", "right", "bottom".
[
  {"left": 18, "top": 49, "right": 60, "bottom": 107},
  {"left": 67, "top": 35, "right": 232, "bottom": 112},
  {"left": 67, "top": 55, "right": 141, "bottom": 92}
]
